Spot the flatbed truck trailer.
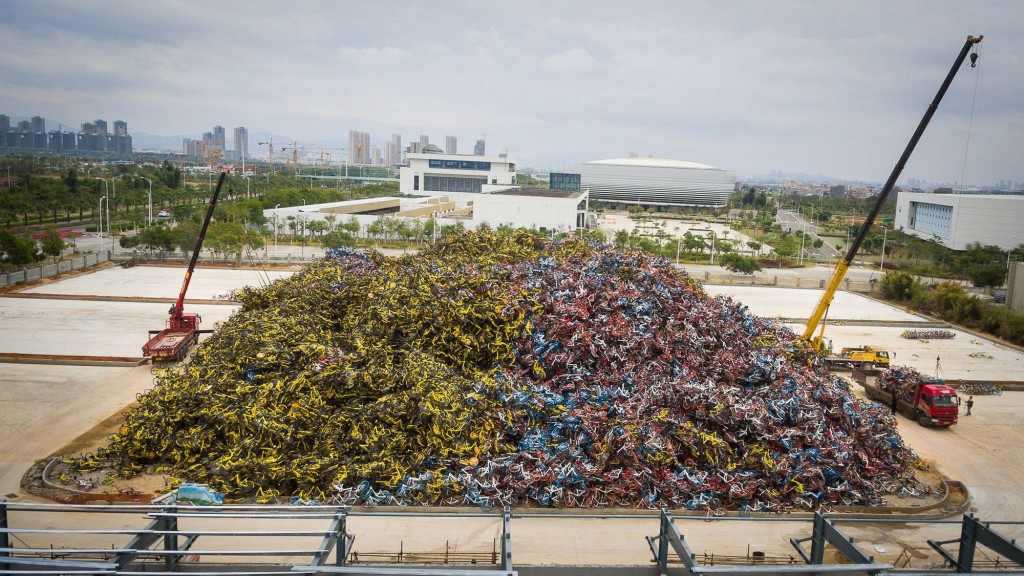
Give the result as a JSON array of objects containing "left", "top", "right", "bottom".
[{"left": 852, "top": 368, "right": 960, "bottom": 427}]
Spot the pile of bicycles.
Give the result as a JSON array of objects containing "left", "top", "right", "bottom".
[{"left": 74, "top": 230, "right": 929, "bottom": 512}]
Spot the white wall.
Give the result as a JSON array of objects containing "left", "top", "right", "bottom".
[{"left": 472, "top": 193, "right": 586, "bottom": 232}]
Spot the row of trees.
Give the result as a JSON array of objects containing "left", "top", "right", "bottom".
[
  {"left": 880, "top": 270, "right": 1023, "bottom": 345},
  {"left": 0, "top": 227, "right": 69, "bottom": 266}
]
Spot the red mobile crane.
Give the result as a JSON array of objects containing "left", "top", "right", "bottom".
[{"left": 143, "top": 172, "right": 227, "bottom": 362}]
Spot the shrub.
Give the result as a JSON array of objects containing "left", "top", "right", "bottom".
[{"left": 879, "top": 271, "right": 917, "bottom": 301}]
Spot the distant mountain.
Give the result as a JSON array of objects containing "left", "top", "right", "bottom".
[{"left": 131, "top": 132, "right": 188, "bottom": 151}]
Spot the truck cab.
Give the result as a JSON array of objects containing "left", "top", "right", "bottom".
[
  {"left": 840, "top": 346, "right": 891, "bottom": 369},
  {"left": 914, "top": 381, "right": 960, "bottom": 427}
]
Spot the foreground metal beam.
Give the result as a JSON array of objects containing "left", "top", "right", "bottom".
[
  {"left": 312, "top": 508, "right": 351, "bottom": 567},
  {"left": 789, "top": 512, "right": 886, "bottom": 572},
  {"left": 646, "top": 510, "right": 891, "bottom": 575},
  {"left": 502, "top": 506, "right": 513, "bottom": 573},
  {"left": 291, "top": 568, "right": 515, "bottom": 576},
  {"left": 928, "top": 514, "right": 1024, "bottom": 572}
]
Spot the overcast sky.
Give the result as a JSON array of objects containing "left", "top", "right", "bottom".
[{"left": 2, "top": 1, "right": 1022, "bottom": 185}]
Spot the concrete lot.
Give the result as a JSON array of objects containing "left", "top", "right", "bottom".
[
  {"left": 703, "top": 285, "right": 926, "bottom": 323},
  {"left": 1, "top": 264, "right": 1022, "bottom": 567}
]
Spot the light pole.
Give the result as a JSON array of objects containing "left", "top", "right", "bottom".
[
  {"left": 1006, "top": 236, "right": 1022, "bottom": 269},
  {"left": 799, "top": 222, "right": 807, "bottom": 266},
  {"left": 94, "top": 178, "right": 108, "bottom": 233},
  {"left": 708, "top": 232, "right": 716, "bottom": 266},
  {"left": 273, "top": 204, "right": 280, "bottom": 248},
  {"left": 879, "top": 225, "right": 888, "bottom": 271},
  {"left": 98, "top": 196, "right": 106, "bottom": 238},
  {"left": 675, "top": 226, "right": 681, "bottom": 264},
  {"left": 139, "top": 176, "right": 153, "bottom": 225},
  {"left": 111, "top": 175, "right": 121, "bottom": 210}
]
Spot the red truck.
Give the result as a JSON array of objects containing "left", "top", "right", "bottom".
[
  {"left": 852, "top": 368, "right": 960, "bottom": 427},
  {"left": 142, "top": 313, "right": 201, "bottom": 362},
  {"left": 142, "top": 172, "right": 225, "bottom": 363}
]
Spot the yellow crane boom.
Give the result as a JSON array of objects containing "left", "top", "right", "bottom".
[{"left": 803, "top": 35, "right": 983, "bottom": 348}]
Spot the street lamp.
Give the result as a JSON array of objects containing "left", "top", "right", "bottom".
[
  {"left": 707, "top": 231, "right": 716, "bottom": 266},
  {"left": 675, "top": 226, "right": 681, "bottom": 264},
  {"left": 273, "top": 204, "right": 281, "bottom": 248},
  {"left": 139, "top": 176, "right": 153, "bottom": 225},
  {"left": 110, "top": 175, "right": 122, "bottom": 209},
  {"left": 98, "top": 196, "right": 106, "bottom": 238},
  {"left": 94, "top": 178, "right": 108, "bottom": 232},
  {"left": 799, "top": 221, "right": 809, "bottom": 265},
  {"left": 879, "top": 224, "right": 888, "bottom": 271},
  {"left": 1007, "top": 235, "right": 1023, "bottom": 269}
]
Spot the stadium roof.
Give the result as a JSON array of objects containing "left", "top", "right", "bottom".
[{"left": 586, "top": 157, "right": 719, "bottom": 170}]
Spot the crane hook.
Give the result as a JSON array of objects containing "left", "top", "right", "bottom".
[{"left": 970, "top": 52, "right": 979, "bottom": 68}]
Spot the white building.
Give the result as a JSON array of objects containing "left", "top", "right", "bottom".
[
  {"left": 895, "top": 191, "right": 1024, "bottom": 251},
  {"left": 473, "top": 187, "right": 589, "bottom": 233},
  {"left": 573, "top": 158, "right": 734, "bottom": 208},
  {"left": 399, "top": 152, "right": 517, "bottom": 203}
]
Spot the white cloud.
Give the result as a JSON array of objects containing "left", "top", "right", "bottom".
[
  {"left": 337, "top": 46, "right": 412, "bottom": 66},
  {"left": 538, "top": 47, "right": 599, "bottom": 74}
]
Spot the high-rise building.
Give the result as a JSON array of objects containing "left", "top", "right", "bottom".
[
  {"left": 386, "top": 133, "right": 402, "bottom": 167},
  {"left": 30, "top": 116, "right": 45, "bottom": 133},
  {"left": 0, "top": 114, "right": 9, "bottom": 133},
  {"left": 233, "top": 126, "right": 249, "bottom": 160},
  {"left": 445, "top": 135, "right": 457, "bottom": 154},
  {"left": 348, "top": 130, "right": 370, "bottom": 164},
  {"left": 93, "top": 119, "right": 108, "bottom": 134},
  {"left": 474, "top": 139, "right": 485, "bottom": 156},
  {"left": 113, "top": 120, "right": 128, "bottom": 135},
  {"left": 370, "top": 146, "right": 382, "bottom": 166},
  {"left": 213, "top": 125, "right": 226, "bottom": 154}
]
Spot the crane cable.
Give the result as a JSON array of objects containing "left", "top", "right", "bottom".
[{"left": 957, "top": 41, "right": 983, "bottom": 193}]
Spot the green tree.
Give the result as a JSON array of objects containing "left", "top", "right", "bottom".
[
  {"left": 0, "top": 230, "right": 40, "bottom": 266},
  {"left": 322, "top": 230, "right": 354, "bottom": 249},
  {"left": 969, "top": 264, "right": 1007, "bottom": 288},
  {"left": 38, "top": 227, "right": 65, "bottom": 259},
  {"left": 719, "top": 252, "right": 762, "bottom": 274},
  {"left": 880, "top": 270, "right": 918, "bottom": 301}
]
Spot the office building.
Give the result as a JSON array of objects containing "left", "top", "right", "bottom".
[
  {"left": 895, "top": 190, "right": 1024, "bottom": 251},
  {"left": 233, "top": 127, "right": 248, "bottom": 160},
  {"left": 445, "top": 135, "right": 457, "bottom": 155},
  {"left": 386, "top": 133, "right": 402, "bottom": 168},
  {"left": 474, "top": 139, "right": 485, "bottom": 156},
  {"left": 213, "top": 126, "right": 226, "bottom": 154},
  {"left": 349, "top": 130, "right": 370, "bottom": 165},
  {"left": 400, "top": 152, "right": 516, "bottom": 200}
]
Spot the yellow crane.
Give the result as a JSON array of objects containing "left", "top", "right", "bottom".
[{"left": 803, "top": 35, "right": 983, "bottom": 349}]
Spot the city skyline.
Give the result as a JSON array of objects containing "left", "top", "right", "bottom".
[{"left": 2, "top": 1, "right": 1023, "bottom": 184}]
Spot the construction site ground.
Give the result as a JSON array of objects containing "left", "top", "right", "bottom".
[{"left": 1, "top": 263, "right": 1023, "bottom": 568}]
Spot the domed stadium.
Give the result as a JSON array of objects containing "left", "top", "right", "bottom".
[{"left": 574, "top": 157, "right": 735, "bottom": 209}]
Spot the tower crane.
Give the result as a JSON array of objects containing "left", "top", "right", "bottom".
[
  {"left": 258, "top": 138, "right": 274, "bottom": 163},
  {"left": 803, "top": 35, "right": 983, "bottom": 350}
]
